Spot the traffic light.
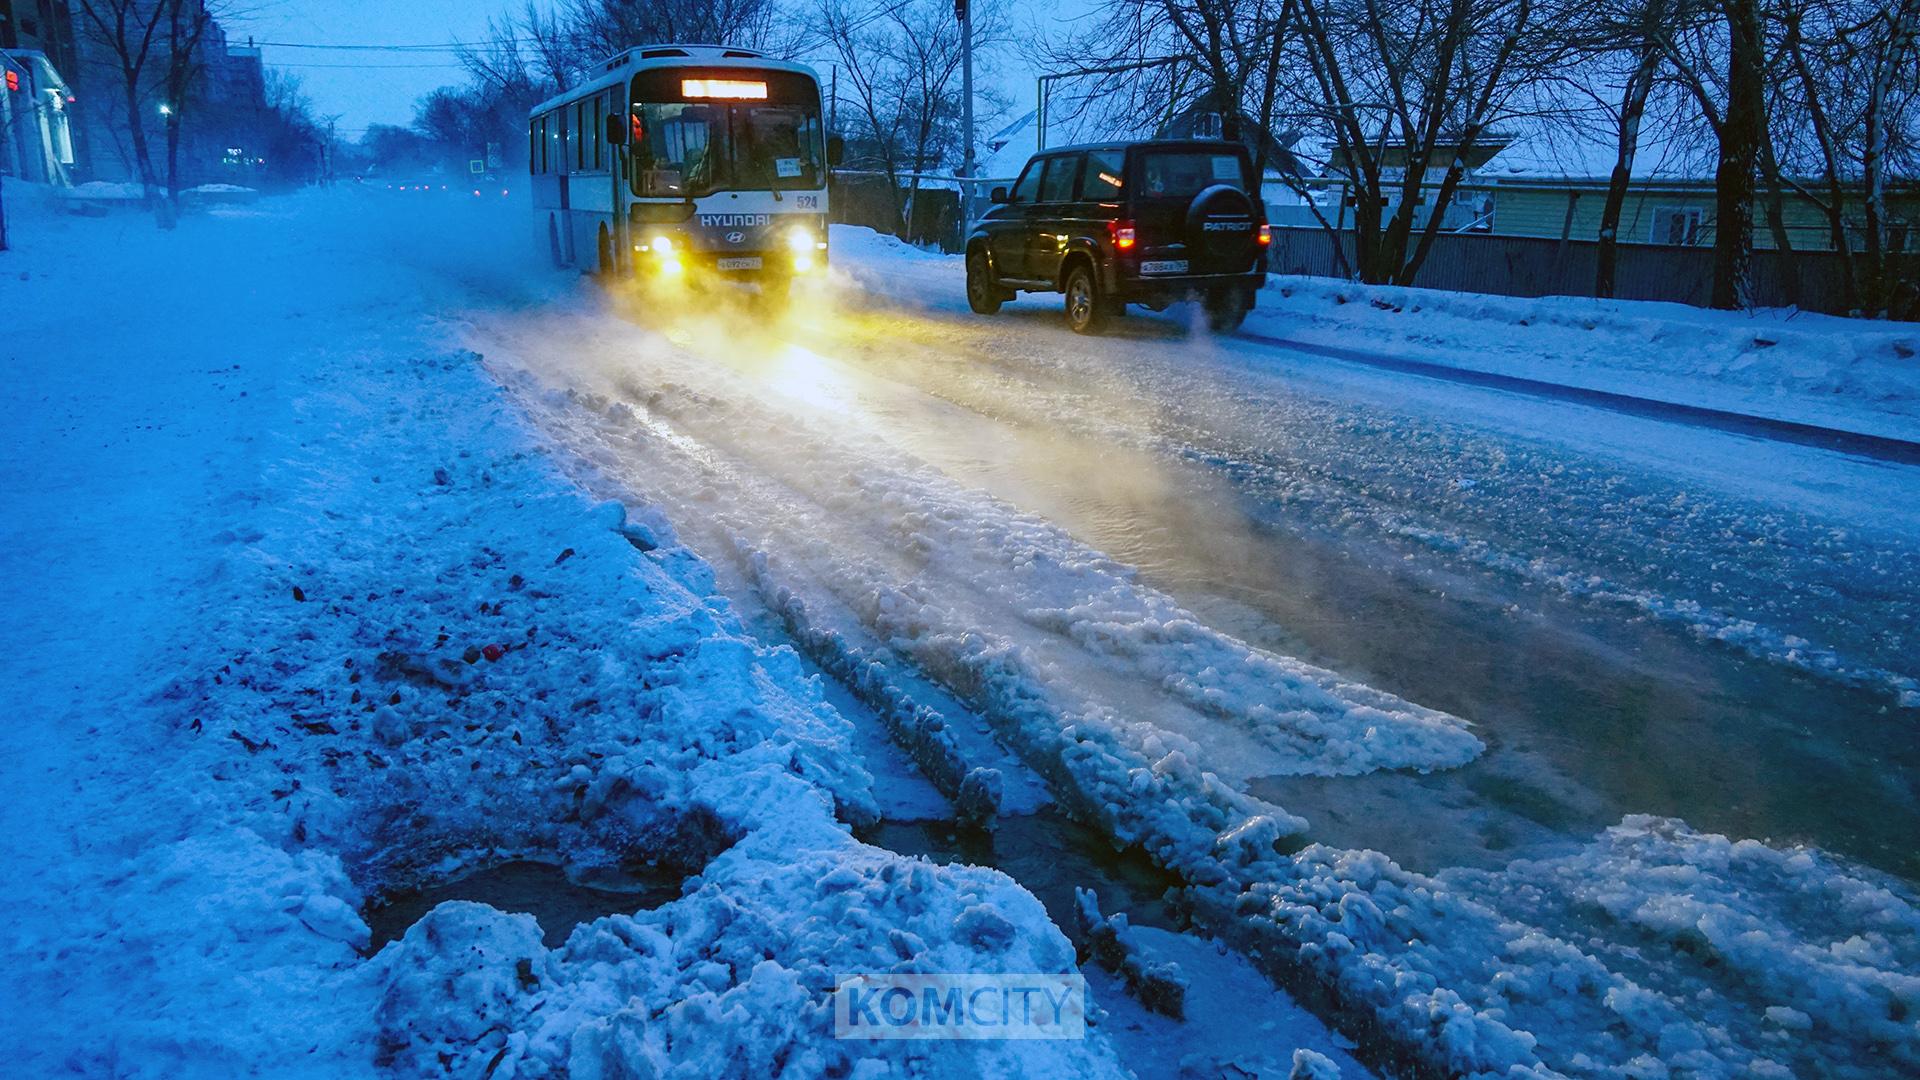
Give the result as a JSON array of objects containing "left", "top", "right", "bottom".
[{"left": 954, "top": 0, "right": 968, "bottom": 20}]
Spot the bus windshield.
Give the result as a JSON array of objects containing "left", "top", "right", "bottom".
[{"left": 631, "top": 101, "right": 824, "bottom": 198}]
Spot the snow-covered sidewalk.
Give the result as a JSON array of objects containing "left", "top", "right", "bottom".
[
  {"left": 0, "top": 191, "right": 1132, "bottom": 1077},
  {"left": 1248, "top": 276, "right": 1920, "bottom": 445}
]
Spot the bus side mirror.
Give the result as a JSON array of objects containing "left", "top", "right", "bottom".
[
  {"left": 826, "top": 135, "right": 845, "bottom": 167},
  {"left": 606, "top": 113, "right": 628, "bottom": 147},
  {"left": 989, "top": 186, "right": 1009, "bottom": 204}
]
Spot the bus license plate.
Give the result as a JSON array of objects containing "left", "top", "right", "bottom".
[
  {"left": 1140, "top": 260, "right": 1188, "bottom": 275},
  {"left": 717, "top": 257, "right": 763, "bottom": 271}
]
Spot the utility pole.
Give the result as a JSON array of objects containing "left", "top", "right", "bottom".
[
  {"left": 956, "top": 0, "right": 975, "bottom": 228},
  {"left": 322, "top": 114, "right": 341, "bottom": 186}
]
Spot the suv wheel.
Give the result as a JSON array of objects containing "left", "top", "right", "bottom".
[
  {"left": 1064, "top": 263, "right": 1107, "bottom": 334},
  {"left": 966, "top": 249, "right": 1003, "bottom": 314},
  {"left": 1204, "top": 287, "right": 1251, "bottom": 333}
]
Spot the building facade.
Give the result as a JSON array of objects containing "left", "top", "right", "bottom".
[
  {"left": 1, "top": 0, "right": 82, "bottom": 183},
  {"left": 54, "top": 0, "right": 277, "bottom": 187}
]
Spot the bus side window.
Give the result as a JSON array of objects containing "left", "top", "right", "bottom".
[
  {"left": 575, "top": 101, "right": 586, "bottom": 170},
  {"left": 538, "top": 115, "right": 548, "bottom": 174},
  {"left": 529, "top": 119, "right": 537, "bottom": 175},
  {"left": 593, "top": 95, "right": 604, "bottom": 170}
]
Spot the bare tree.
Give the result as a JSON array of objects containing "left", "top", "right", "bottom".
[
  {"left": 1771, "top": 0, "right": 1920, "bottom": 315},
  {"left": 75, "top": 0, "right": 233, "bottom": 227},
  {"left": 1653, "top": 0, "right": 1768, "bottom": 306},
  {"left": 568, "top": 0, "right": 792, "bottom": 59},
  {"left": 1557, "top": 0, "right": 1699, "bottom": 296},
  {"left": 809, "top": 0, "right": 999, "bottom": 236},
  {"left": 1290, "top": 0, "right": 1558, "bottom": 284},
  {"left": 74, "top": 0, "right": 168, "bottom": 209},
  {"left": 157, "top": 0, "right": 217, "bottom": 218},
  {"left": 460, "top": 4, "right": 578, "bottom": 95},
  {"left": 1710, "top": 0, "right": 1767, "bottom": 307}
]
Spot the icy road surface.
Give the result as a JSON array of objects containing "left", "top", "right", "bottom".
[{"left": 474, "top": 227, "right": 1920, "bottom": 885}]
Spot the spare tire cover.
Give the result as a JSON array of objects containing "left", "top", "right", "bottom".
[{"left": 1184, "top": 183, "right": 1258, "bottom": 274}]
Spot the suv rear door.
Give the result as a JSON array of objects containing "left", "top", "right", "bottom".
[{"left": 1126, "top": 145, "right": 1261, "bottom": 276}]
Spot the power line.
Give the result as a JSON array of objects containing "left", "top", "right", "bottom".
[
  {"left": 251, "top": 39, "right": 540, "bottom": 53},
  {"left": 271, "top": 61, "right": 469, "bottom": 69}
]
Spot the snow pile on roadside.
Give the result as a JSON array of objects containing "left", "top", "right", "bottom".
[
  {"left": 1201, "top": 816, "right": 1920, "bottom": 1079},
  {"left": 1252, "top": 276, "right": 1920, "bottom": 441},
  {"left": 830, "top": 223, "right": 952, "bottom": 264},
  {"left": 0, "top": 191, "right": 1128, "bottom": 1077},
  {"left": 63, "top": 178, "right": 150, "bottom": 200},
  {"left": 377, "top": 840, "right": 1102, "bottom": 1078}
]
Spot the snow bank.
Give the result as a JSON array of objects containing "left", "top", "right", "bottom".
[
  {"left": 829, "top": 222, "right": 952, "bottom": 263},
  {"left": 1196, "top": 817, "right": 1920, "bottom": 1079},
  {"left": 64, "top": 178, "right": 150, "bottom": 200},
  {"left": 1252, "top": 276, "right": 1920, "bottom": 442}
]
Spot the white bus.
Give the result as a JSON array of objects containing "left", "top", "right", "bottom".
[{"left": 529, "top": 44, "right": 839, "bottom": 290}]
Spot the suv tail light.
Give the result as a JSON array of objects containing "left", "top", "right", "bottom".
[
  {"left": 1110, "top": 220, "right": 1137, "bottom": 252},
  {"left": 1257, "top": 223, "right": 1271, "bottom": 246}
]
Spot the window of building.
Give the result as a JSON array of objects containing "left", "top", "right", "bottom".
[{"left": 1651, "top": 206, "right": 1702, "bottom": 246}]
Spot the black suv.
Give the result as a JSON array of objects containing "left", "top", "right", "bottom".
[{"left": 965, "top": 140, "right": 1270, "bottom": 334}]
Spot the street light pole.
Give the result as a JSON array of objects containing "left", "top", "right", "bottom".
[{"left": 957, "top": 0, "right": 975, "bottom": 228}]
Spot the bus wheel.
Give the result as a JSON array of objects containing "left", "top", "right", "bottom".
[
  {"left": 547, "top": 215, "right": 564, "bottom": 268},
  {"left": 597, "top": 227, "right": 615, "bottom": 277}
]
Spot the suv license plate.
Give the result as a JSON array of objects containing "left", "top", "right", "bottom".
[
  {"left": 717, "top": 257, "right": 763, "bottom": 271},
  {"left": 1139, "top": 260, "right": 1188, "bottom": 275}
]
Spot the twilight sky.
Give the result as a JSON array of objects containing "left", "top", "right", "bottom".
[
  {"left": 228, "top": 1, "right": 519, "bottom": 138},
  {"left": 228, "top": 1, "right": 1083, "bottom": 141}
]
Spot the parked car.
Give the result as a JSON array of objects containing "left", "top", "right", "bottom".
[{"left": 965, "top": 139, "right": 1271, "bottom": 333}]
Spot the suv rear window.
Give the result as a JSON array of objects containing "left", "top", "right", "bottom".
[
  {"left": 1084, "top": 150, "right": 1124, "bottom": 199},
  {"left": 1138, "top": 150, "right": 1249, "bottom": 197}
]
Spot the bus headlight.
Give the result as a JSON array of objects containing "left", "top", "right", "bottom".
[
  {"left": 785, "top": 226, "right": 815, "bottom": 253},
  {"left": 643, "top": 234, "right": 682, "bottom": 274}
]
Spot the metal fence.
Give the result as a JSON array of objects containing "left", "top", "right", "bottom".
[
  {"left": 1263, "top": 226, "right": 1908, "bottom": 317},
  {"left": 829, "top": 171, "right": 1016, "bottom": 254}
]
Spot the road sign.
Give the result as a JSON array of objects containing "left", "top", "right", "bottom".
[
  {"left": 469, "top": 159, "right": 485, "bottom": 175},
  {"left": 485, "top": 142, "right": 502, "bottom": 169}
]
